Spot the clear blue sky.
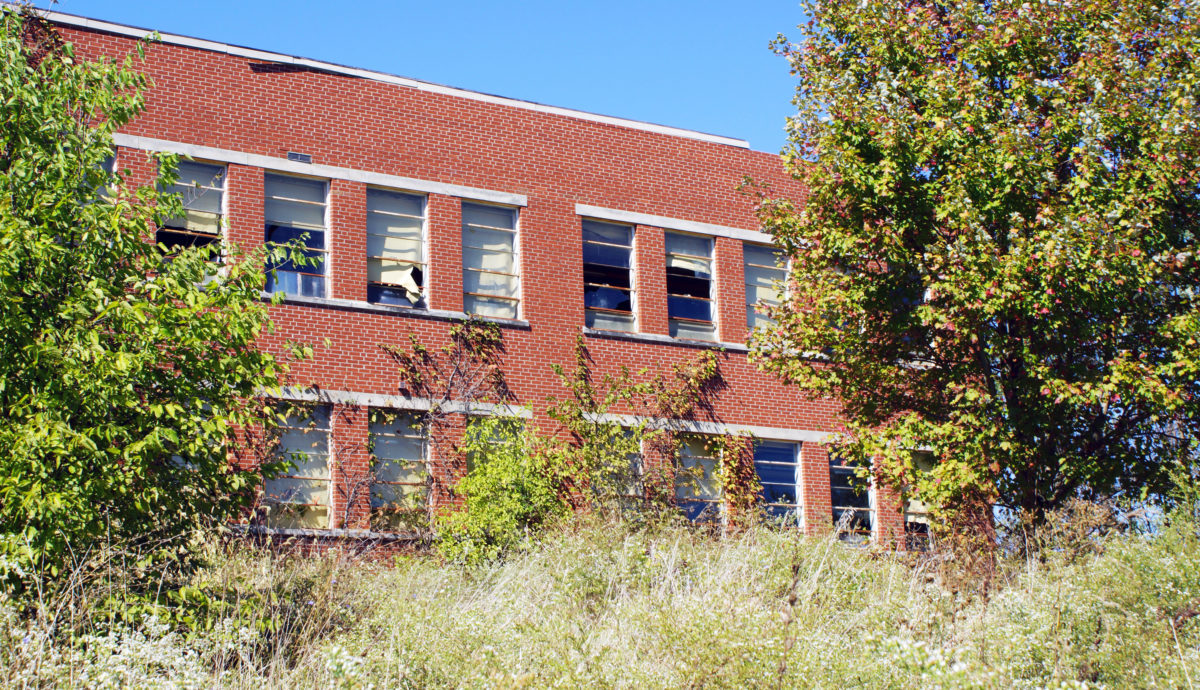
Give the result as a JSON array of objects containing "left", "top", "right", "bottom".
[{"left": 35, "top": 0, "right": 806, "bottom": 153}]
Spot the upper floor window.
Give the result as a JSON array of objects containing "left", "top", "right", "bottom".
[
  {"left": 665, "top": 232, "right": 715, "bottom": 341},
  {"left": 755, "top": 441, "right": 802, "bottom": 527},
  {"left": 582, "top": 219, "right": 635, "bottom": 332},
  {"left": 264, "top": 174, "right": 327, "bottom": 298},
  {"left": 675, "top": 436, "right": 720, "bottom": 522},
  {"left": 159, "top": 160, "right": 225, "bottom": 256},
  {"left": 462, "top": 203, "right": 519, "bottom": 318},
  {"left": 744, "top": 243, "right": 786, "bottom": 331},
  {"left": 367, "top": 189, "right": 426, "bottom": 307},
  {"left": 263, "top": 405, "right": 331, "bottom": 529},
  {"left": 369, "top": 409, "right": 428, "bottom": 532},
  {"left": 830, "top": 456, "right": 873, "bottom": 544}
]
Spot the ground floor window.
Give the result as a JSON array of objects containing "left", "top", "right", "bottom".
[
  {"left": 829, "top": 455, "right": 873, "bottom": 544},
  {"left": 369, "top": 409, "right": 429, "bottom": 532},
  {"left": 263, "top": 405, "right": 331, "bottom": 529},
  {"left": 903, "top": 453, "right": 935, "bottom": 550},
  {"left": 675, "top": 436, "right": 721, "bottom": 522},
  {"left": 755, "top": 440, "right": 802, "bottom": 527}
]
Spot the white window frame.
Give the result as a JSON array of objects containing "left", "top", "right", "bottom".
[
  {"left": 158, "top": 158, "right": 227, "bottom": 259},
  {"left": 461, "top": 201, "right": 521, "bottom": 319},
  {"left": 743, "top": 242, "right": 788, "bottom": 332},
  {"left": 754, "top": 440, "right": 803, "bottom": 528},
  {"left": 263, "top": 404, "right": 332, "bottom": 529},
  {"left": 582, "top": 218, "right": 637, "bottom": 332},
  {"left": 367, "top": 408, "right": 429, "bottom": 533},
  {"left": 664, "top": 231, "right": 717, "bottom": 341},
  {"left": 829, "top": 456, "right": 875, "bottom": 544},
  {"left": 366, "top": 187, "right": 428, "bottom": 308},
  {"left": 674, "top": 435, "right": 722, "bottom": 522},
  {"left": 264, "top": 172, "right": 330, "bottom": 298}
]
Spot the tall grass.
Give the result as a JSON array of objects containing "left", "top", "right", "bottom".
[{"left": 2, "top": 512, "right": 1197, "bottom": 688}]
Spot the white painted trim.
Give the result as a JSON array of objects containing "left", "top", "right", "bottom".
[
  {"left": 46, "top": 10, "right": 750, "bottom": 150},
  {"left": 274, "top": 387, "right": 533, "bottom": 418},
  {"left": 113, "top": 134, "right": 528, "bottom": 207},
  {"left": 272, "top": 294, "right": 531, "bottom": 330},
  {"left": 581, "top": 327, "right": 749, "bottom": 353},
  {"left": 575, "top": 204, "right": 773, "bottom": 244},
  {"left": 587, "top": 412, "right": 832, "bottom": 444}
]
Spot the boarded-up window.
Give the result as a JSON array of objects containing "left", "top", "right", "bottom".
[
  {"left": 665, "top": 232, "right": 715, "bottom": 341},
  {"left": 583, "top": 220, "right": 635, "bottom": 331},
  {"left": 159, "top": 160, "right": 224, "bottom": 257},
  {"left": 367, "top": 189, "right": 425, "bottom": 307},
  {"left": 744, "top": 243, "right": 786, "bottom": 330},
  {"left": 462, "top": 203, "right": 519, "bottom": 318},
  {"left": 265, "top": 174, "right": 327, "bottom": 298},
  {"left": 264, "top": 405, "right": 331, "bottom": 529}
]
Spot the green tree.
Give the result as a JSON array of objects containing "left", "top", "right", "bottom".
[
  {"left": 754, "top": 0, "right": 1200, "bottom": 528},
  {"left": 0, "top": 9, "right": 293, "bottom": 583}
]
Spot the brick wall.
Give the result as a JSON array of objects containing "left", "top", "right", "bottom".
[{"left": 61, "top": 18, "right": 908, "bottom": 547}]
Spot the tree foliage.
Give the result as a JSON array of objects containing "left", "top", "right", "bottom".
[
  {"left": 0, "top": 9, "right": 291, "bottom": 583},
  {"left": 755, "top": 0, "right": 1200, "bottom": 524}
]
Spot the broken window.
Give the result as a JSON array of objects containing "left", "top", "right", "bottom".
[
  {"left": 367, "top": 188, "right": 426, "bottom": 307},
  {"left": 744, "top": 243, "right": 786, "bottom": 331},
  {"left": 265, "top": 174, "right": 327, "bottom": 297},
  {"left": 159, "top": 160, "right": 224, "bottom": 258},
  {"left": 369, "top": 409, "right": 428, "bottom": 532},
  {"left": 675, "top": 436, "right": 721, "bottom": 521},
  {"left": 665, "top": 232, "right": 715, "bottom": 341},
  {"left": 263, "top": 405, "right": 331, "bottom": 529},
  {"left": 755, "top": 440, "right": 802, "bottom": 526},
  {"left": 582, "top": 219, "right": 635, "bottom": 331},
  {"left": 462, "top": 203, "right": 519, "bottom": 318},
  {"left": 830, "top": 455, "right": 873, "bottom": 544}
]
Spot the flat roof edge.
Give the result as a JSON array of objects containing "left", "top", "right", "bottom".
[{"left": 41, "top": 9, "right": 752, "bottom": 150}]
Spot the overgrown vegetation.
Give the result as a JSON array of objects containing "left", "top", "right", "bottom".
[
  {"left": 0, "top": 7, "right": 308, "bottom": 589},
  {"left": 755, "top": 0, "right": 1200, "bottom": 530},
  {"left": 3, "top": 500, "right": 1199, "bottom": 688}
]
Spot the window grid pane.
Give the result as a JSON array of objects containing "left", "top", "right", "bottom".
[
  {"left": 367, "top": 189, "right": 426, "bottom": 308},
  {"left": 264, "top": 405, "right": 331, "bottom": 529},
  {"left": 745, "top": 244, "right": 786, "bottom": 330},
  {"left": 159, "top": 161, "right": 225, "bottom": 256},
  {"left": 755, "top": 441, "right": 802, "bottom": 526},
  {"left": 370, "top": 410, "right": 428, "bottom": 532},
  {"left": 829, "top": 459, "right": 872, "bottom": 542},
  {"left": 265, "top": 174, "right": 327, "bottom": 298},
  {"left": 583, "top": 220, "right": 635, "bottom": 332},
  {"left": 666, "top": 232, "right": 714, "bottom": 340},
  {"left": 676, "top": 437, "right": 721, "bottom": 521},
  {"left": 462, "top": 203, "right": 518, "bottom": 317}
]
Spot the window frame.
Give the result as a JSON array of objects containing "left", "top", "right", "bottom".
[
  {"left": 664, "top": 231, "right": 717, "bottom": 341},
  {"left": 829, "top": 455, "right": 875, "bottom": 544},
  {"left": 674, "top": 435, "right": 722, "bottom": 522},
  {"left": 263, "top": 404, "right": 332, "bottom": 530},
  {"left": 367, "top": 408, "right": 429, "bottom": 533},
  {"left": 743, "top": 242, "right": 788, "bottom": 332},
  {"left": 158, "top": 159, "right": 227, "bottom": 259},
  {"left": 366, "top": 187, "right": 429, "bottom": 308},
  {"left": 264, "top": 172, "right": 330, "bottom": 298},
  {"left": 461, "top": 201, "right": 522, "bottom": 319},
  {"left": 754, "top": 440, "right": 803, "bottom": 528},
  {"left": 582, "top": 218, "right": 636, "bottom": 332}
]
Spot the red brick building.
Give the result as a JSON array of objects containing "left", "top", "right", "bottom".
[{"left": 51, "top": 11, "right": 919, "bottom": 546}]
